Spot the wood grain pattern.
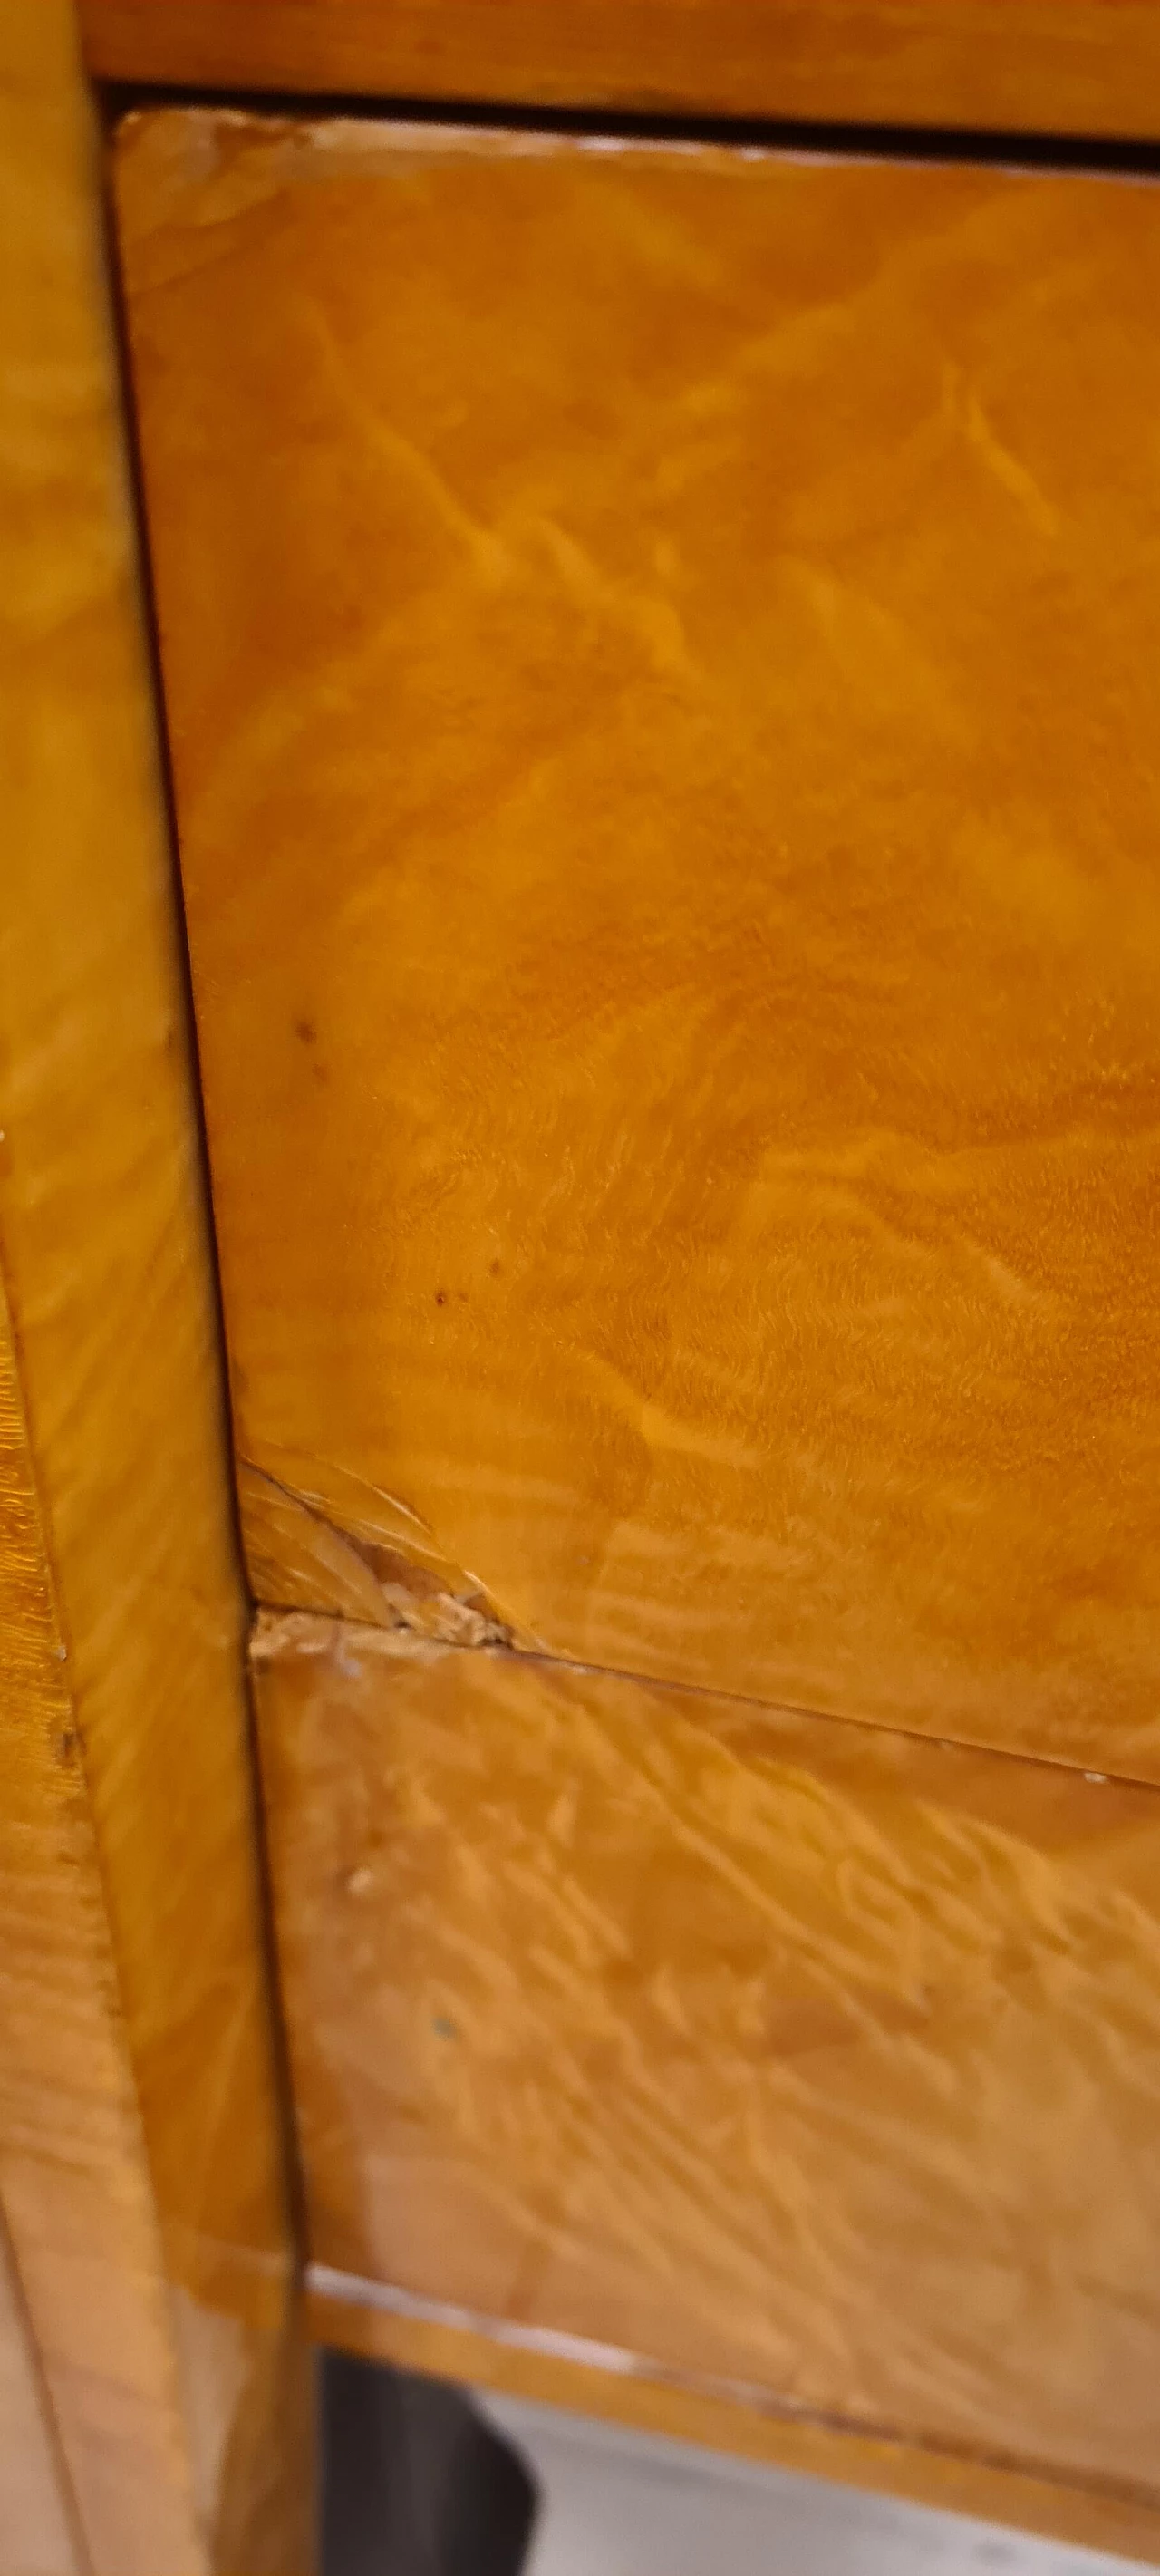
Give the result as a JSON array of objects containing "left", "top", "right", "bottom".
[
  {"left": 1, "top": 9, "right": 309, "bottom": 2567},
  {"left": 118, "top": 112, "right": 1160, "bottom": 1780},
  {"left": 256, "top": 1610, "right": 1160, "bottom": 2546},
  {"left": 0, "top": 1283, "right": 208, "bottom": 2574},
  {"left": 81, "top": 0, "right": 1160, "bottom": 145},
  {"left": 0, "top": 2214, "right": 82, "bottom": 2576}
]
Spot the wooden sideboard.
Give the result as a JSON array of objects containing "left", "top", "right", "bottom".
[{"left": 6, "top": 5, "right": 1160, "bottom": 2568}]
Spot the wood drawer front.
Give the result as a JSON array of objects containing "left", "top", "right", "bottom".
[
  {"left": 75, "top": 0, "right": 1160, "bottom": 148},
  {"left": 254, "top": 1612, "right": 1160, "bottom": 2505},
  {"left": 116, "top": 113, "right": 1160, "bottom": 1778}
]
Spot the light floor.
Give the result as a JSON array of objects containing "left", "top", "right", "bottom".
[{"left": 479, "top": 2392, "right": 1143, "bottom": 2576}]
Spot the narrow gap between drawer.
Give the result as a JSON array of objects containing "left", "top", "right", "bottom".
[
  {"left": 249, "top": 1605, "right": 1160, "bottom": 1802},
  {"left": 98, "top": 82, "right": 1160, "bottom": 182}
]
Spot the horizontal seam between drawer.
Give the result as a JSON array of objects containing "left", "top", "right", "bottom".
[{"left": 248, "top": 1601, "right": 1160, "bottom": 1797}]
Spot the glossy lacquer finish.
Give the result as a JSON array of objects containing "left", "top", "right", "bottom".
[
  {"left": 118, "top": 115, "right": 1160, "bottom": 1779},
  {"left": 0, "top": 1278, "right": 202, "bottom": 2574},
  {"left": 81, "top": 0, "right": 1160, "bottom": 147},
  {"left": 254, "top": 1612, "right": 1160, "bottom": 2523},
  {"left": 1, "top": 9, "right": 308, "bottom": 2567}
]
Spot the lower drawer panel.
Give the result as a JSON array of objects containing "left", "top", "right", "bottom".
[{"left": 253, "top": 1612, "right": 1160, "bottom": 2498}]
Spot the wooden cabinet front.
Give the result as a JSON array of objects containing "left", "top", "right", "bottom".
[
  {"left": 113, "top": 101, "right": 1160, "bottom": 2548},
  {"left": 254, "top": 1610, "right": 1160, "bottom": 2510},
  {"left": 117, "top": 111, "right": 1160, "bottom": 1781}
]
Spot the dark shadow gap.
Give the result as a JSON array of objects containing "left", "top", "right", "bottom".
[
  {"left": 320, "top": 2350, "right": 538, "bottom": 2576},
  {"left": 99, "top": 80, "right": 1160, "bottom": 179}
]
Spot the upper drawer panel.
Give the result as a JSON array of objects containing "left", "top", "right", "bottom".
[
  {"left": 79, "top": 1, "right": 1160, "bottom": 146},
  {"left": 116, "top": 112, "right": 1160, "bottom": 1777}
]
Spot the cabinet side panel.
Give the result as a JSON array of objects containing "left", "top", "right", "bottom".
[
  {"left": 0, "top": 2215, "right": 82, "bottom": 2576},
  {"left": 0, "top": 1284, "right": 207, "bottom": 2573},
  {"left": 0, "top": 7, "right": 311, "bottom": 2569}
]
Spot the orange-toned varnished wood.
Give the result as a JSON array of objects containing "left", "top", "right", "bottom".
[
  {"left": 256, "top": 1611, "right": 1160, "bottom": 2552},
  {"left": 0, "top": 2214, "right": 82, "bottom": 2576},
  {"left": 1, "top": 8, "right": 310, "bottom": 2568},
  {"left": 0, "top": 1283, "right": 208, "bottom": 2574},
  {"left": 118, "top": 113, "right": 1160, "bottom": 1781},
  {"left": 82, "top": 0, "right": 1160, "bottom": 145}
]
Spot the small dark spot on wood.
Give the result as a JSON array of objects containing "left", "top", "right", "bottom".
[
  {"left": 55, "top": 1729, "right": 76, "bottom": 1766},
  {"left": 312, "top": 1061, "right": 330, "bottom": 1086},
  {"left": 294, "top": 1015, "right": 316, "bottom": 1045},
  {"left": 435, "top": 1290, "right": 448, "bottom": 1306},
  {"left": 490, "top": 1257, "right": 501, "bottom": 1274},
  {"left": 432, "top": 2016, "right": 458, "bottom": 2040}
]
